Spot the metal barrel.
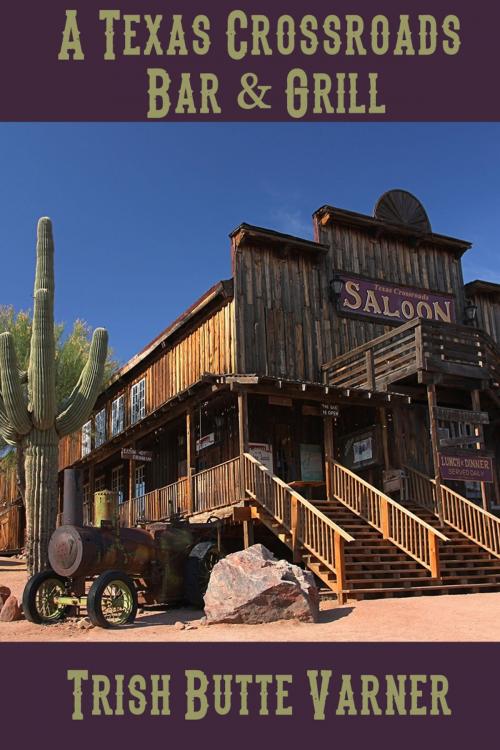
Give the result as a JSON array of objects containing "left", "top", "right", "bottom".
[{"left": 48, "top": 525, "right": 156, "bottom": 578}]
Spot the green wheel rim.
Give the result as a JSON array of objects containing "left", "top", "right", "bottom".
[
  {"left": 35, "top": 578, "right": 66, "bottom": 622},
  {"left": 100, "top": 581, "right": 134, "bottom": 625}
]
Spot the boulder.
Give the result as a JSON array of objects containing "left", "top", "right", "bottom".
[
  {"left": 204, "top": 544, "right": 319, "bottom": 624},
  {"left": 0, "top": 585, "right": 11, "bottom": 612},
  {"left": 0, "top": 595, "right": 23, "bottom": 622}
]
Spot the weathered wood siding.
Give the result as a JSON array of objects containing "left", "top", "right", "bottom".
[
  {"left": 0, "top": 504, "right": 23, "bottom": 552},
  {"left": 58, "top": 299, "right": 236, "bottom": 470},
  {"left": 0, "top": 461, "right": 18, "bottom": 503},
  {"left": 469, "top": 292, "right": 500, "bottom": 345},
  {"left": 234, "top": 223, "right": 466, "bottom": 381}
]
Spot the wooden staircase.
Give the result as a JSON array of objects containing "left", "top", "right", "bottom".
[{"left": 244, "top": 453, "right": 500, "bottom": 602}]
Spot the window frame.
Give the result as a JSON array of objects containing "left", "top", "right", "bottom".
[
  {"left": 81, "top": 420, "right": 92, "bottom": 457},
  {"left": 111, "top": 394, "right": 125, "bottom": 436},
  {"left": 130, "top": 378, "right": 146, "bottom": 425}
]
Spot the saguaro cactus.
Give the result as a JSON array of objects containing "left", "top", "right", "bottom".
[{"left": 0, "top": 218, "right": 108, "bottom": 573}]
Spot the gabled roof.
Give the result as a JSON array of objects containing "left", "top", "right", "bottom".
[
  {"left": 314, "top": 205, "right": 472, "bottom": 257},
  {"left": 465, "top": 280, "right": 500, "bottom": 299},
  {"left": 230, "top": 223, "right": 328, "bottom": 254}
]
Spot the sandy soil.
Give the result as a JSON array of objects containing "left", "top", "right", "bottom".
[{"left": 1, "top": 556, "right": 499, "bottom": 642}]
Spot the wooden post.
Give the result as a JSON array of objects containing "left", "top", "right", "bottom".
[
  {"left": 186, "top": 409, "right": 195, "bottom": 514},
  {"left": 88, "top": 463, "right": 95, "bottom": 526},
  {"left": 238, "top": 391, "right": 249, "bottom": 499},
  {"left": 429, "top": 530, "right": 441, "bottom": 579},
  {"left": 379, "top": 407, "right": 391, "bottom": 471},
  {"left": 243, "top": 517, "right": 254, "bottom": 548},
  {"left": 427, "top": 384, "right": 444, "bottom": 524},
  {"left": 365, "top": 349, "right": 376, "bottom": 390},
  {"left": 290, "top": 494, "right": 301, "bottom": 562},
  {"left": 323, "top": 416, "right": 335, "bottom": 500},
  {"left": 380, "top": 497, "right": 390, "bottom": 539},
  {"left": 471, "top": 389, "right": 489, "bottom": 512},
  {"left": 334, "top": 532, "right": 346, "bottom": 606},
  {"left": 127, "top": 444, "right": 136, "bottom": 527}
]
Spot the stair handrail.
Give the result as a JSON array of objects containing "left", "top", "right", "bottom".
[
  {"left": 405, "top": 465, "right": 500, "bottom": 559},
  {"left": 243, "top": 452, "right": 354, "bottom": 603},
  {"left": 329, "top": 459, "right": 447, "bottom": 578}
]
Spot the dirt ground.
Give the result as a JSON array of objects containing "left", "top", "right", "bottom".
[{"left": 1, "top": 556, "right": 499, "bottom": 642}]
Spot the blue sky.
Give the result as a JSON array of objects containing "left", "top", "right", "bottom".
[{"left": 0, "top": 123, "right": 498, "bottom": 364}]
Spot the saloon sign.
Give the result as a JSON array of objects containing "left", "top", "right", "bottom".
[{"left": 338, "top": 274, "right": 456, "bottom": 325}]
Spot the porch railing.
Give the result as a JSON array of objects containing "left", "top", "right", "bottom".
[
  {"left": 117, "top": 456, "right": 241, "bottom": 525},
  {"left": 330, "top": 460, "right": 447, "bottom": 577},
  {"left": 322, "top": 318, "right": 500, "bottom": 391},
  {"left": 243, "top": 452, "right": 354, "bottom": 602},
  {"left": 405, "top": 465, "right": 500, "bottom": 559},
  {"left": 119, "top": 476, "right": 190, "bottom": 525},
  {"left": 193, "top": 456, "right": 241, "bottom": 513}
]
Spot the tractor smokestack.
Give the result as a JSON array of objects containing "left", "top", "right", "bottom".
[{"left": 62, "top": 469, "right": 83, "bottom": 527}]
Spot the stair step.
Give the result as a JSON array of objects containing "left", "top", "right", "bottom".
[{"left": 344, "top": 582, "right": 500, "bottom": 597}]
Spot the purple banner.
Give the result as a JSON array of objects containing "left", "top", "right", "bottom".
[
  {"left": 1, "top": 642, "right": 500, "bottom": 747},
  {"left": 0, "top": 1, "right": 499, "bottom": 121},
  {"left": 439, "top": 453, "right": 494, "bottom": 483},
  {"left": 338, "top": 274, "right": 456, "bottom": 325}
]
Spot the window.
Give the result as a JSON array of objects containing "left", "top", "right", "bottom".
[
  {"left": 131, "top": 378, "right": 146, "bottom": 425},
  {"left": 94, "top": 475, "right": 106, "bottom": 492},
  {"left": 95, "top": 408, "right": 106, "bottom": 448},
  {"left": 81, "top": 420, "right": 92, "bottom": 457},
  {"left": 112, "top": 465, "right": 125, "bottom": 504},
  {"left": 135, "top": 464, "right": 146, "bottom": 519},
  {"left": 135, "top": 464, "right": 146, "bottom": 497},
  {"left": 111, "top": 395, "right": 125, "bottom": 436}
]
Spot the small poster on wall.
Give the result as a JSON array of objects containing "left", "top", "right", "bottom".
[
  {"left": 353, "top": 437, "right": 373, "bottom": 465},
  {"left": 249, "top": 443, "right": 274, "bottom": 474},
  {"left": 300, "top": 444, "right": 324, "bottom": 482}
]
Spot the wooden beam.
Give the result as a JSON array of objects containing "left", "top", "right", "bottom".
[
  {"left": 186, "top": 409, "right": 195, "bottom": 514},
  {"left": 427, "top": 384, "right": 444, "bottom": 524},
  {"left": 379, "top": 407, "right": 391, "bottom": 471},
  {"left": 243, "top": 519, "right": 254, "bottom": 548},
  {"left": 323, "top": 416, "right": 335, "bottom": 500},
  {"left": 127, "top": 442, "right": 136, "bottom": 527},
  {"left": 471, "top": 390, "right": 490, "bottom": 511},
  {"left": 238, "top": 391, "right": 249, "bottom": 501}
]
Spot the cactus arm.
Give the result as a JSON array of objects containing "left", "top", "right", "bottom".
[
  {"left": 34, "top": 217, "right": 55, "bottom": 297},
  {"left": 0, "top": 393, "right": 18, "bottom": 445},
  {"left": 29, "top": 289, "right": 56, "bottom": 430},
  {"left": 56, "top": 328, "right": 108, "bottom": 438},
  {"left": 0, "top": 332, "right": 31, "bottom": 435}
]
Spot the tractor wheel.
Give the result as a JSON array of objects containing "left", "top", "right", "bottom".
[
  {"left": 22, "top": 570, "right": 69, "bottom": 625},
  {"left": 87, "top": 571, "right": 138, "bottom": 629},
  {"left": 183, "top": 542, "right": 220, "bottom": 608}
]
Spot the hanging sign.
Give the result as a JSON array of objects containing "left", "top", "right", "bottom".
[
  {"left": 321, "top": 403, "right": 340, "bottom": 418},
  {"left": 121, "top": 448, "right": 153, "bottom": 462},
  {"left": 439, "top": 453, "right": 494, "bottom": 483},
  {"left": 196, "top": 433, "right": 215, "bottom": 452},
  {"left": 337, "top": 273, "right": 456, "bottom": 325},
  {"left": 434, "top": 407, "right": 489, "bottom": 425}
]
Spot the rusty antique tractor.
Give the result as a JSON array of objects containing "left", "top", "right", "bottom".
[{"left": 22, "top": 471, "right": 221, "bottom": 628}]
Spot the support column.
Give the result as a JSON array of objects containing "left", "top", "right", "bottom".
[
  {"left": 127, "top": 443, "right": 136, "bottom": 527},
  {"left": 88, "top": 463, "right": 95, "bottom": 526},
  {"left": 324, "top": 415, "right": 335, "bottom": 500},
  {"left": 186, "top": 408, "right": 195, "bottom": 514},
  {"left": 379, "top": 407, "right": 391, "bottom": 471},
  {"left": 427, "top": 383, "right": 444, "bottom": 523},
  {"left": 238, "top": 390, "right": 253, "bottom": 545},
  {"left": 471, "top": 390, "right": 490, "bottom": 511}
]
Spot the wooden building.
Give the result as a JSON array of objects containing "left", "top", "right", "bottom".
[{"left": 2, "top": 189, "right": 500, "bottom": 602}]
